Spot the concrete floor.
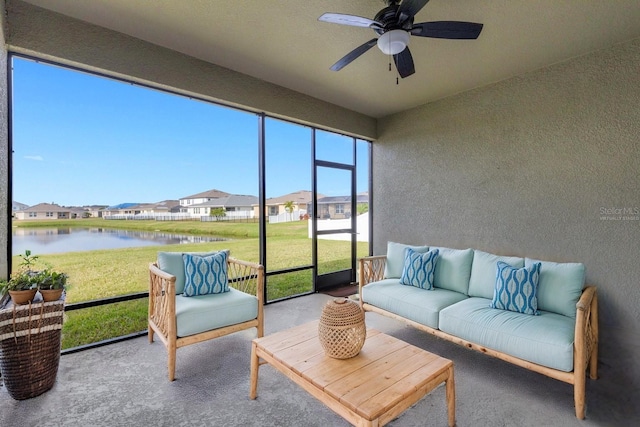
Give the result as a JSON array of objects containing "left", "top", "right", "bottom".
[{"left": 0, "top": 293, "right": 636, "bottom": 426}]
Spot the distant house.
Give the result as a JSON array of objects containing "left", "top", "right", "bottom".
[
  {"left": 135, "top": 200, "right": 181, "bottom": 216},
  {"left": 101, "top": 202, "right": 142, "bottom": 218},
  {"left": 257, "top": 190, "right": 320, "bottom": 220},
  {"left": 312, "top": 193, "right": 369, "bottom": 220},
  {"left": 187, "top": 195, "right": 258, "bottom": 219},
  {"left": 12, "top": 201, "right": 28, "bottom": 215},
  {"left": 14, "top": 203, "right": 73, "bottom": 220},
  {"left": 179, "top": 189, "right": 231, "bottom": 212},
  {"left": 81, "top": 205, "right": 109, "bottom": 218}
]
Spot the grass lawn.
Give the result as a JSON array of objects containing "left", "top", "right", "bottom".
[{"left": 9, "top": 218, "right": 368, "bottom": 349}]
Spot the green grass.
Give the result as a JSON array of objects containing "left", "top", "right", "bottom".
[{"left": 10, "top": 218, "right": 368, "bottom": 349}]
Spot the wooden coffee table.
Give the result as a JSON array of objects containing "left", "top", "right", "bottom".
[{"left": 250, "top": 320, "right": 455, "bottom": 426}]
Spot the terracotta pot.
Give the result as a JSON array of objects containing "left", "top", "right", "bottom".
[
  {"left": 8, "top": 289, "right": 38, "bottom": 305},
  {"left": 40, "top": 288, "right": 64, "bottom": 302}
]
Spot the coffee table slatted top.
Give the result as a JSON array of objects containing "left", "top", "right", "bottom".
[{"left": 252, "top": 320, "right": 454, "bottom": 423}]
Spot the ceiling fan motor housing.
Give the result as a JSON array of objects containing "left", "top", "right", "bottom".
[{"left": 373, "top": 4, "right": 414, "bottom": 35}]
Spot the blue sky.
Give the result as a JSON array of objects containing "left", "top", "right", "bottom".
[{"left": 12, "top": 57, "right": 369, "bottom": 207}]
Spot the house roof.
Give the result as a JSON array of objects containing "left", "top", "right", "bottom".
[
  {"left": 12, "top": 201, "right": 28, "bottom": 211},
  {"left": 21, "top": 203, "right": 70, "bottom": 213},
  {"left": 317, "top": 195, "right": 369, "bottom": 204},
  {"left": 190, "top": 195, "right": 258, "bottom": 208},
  {"left": 20, "top": 0, "right": 640, "bottom": 118},
  {"left": 266, "top": 190, "right": 320, "bottom": 206},
  {"left": 181, "top": 189, "right": 231, "bottom": 200},
  {"left": 105, "top": 202, "right": 141, "bottom": 211},
  {"left": 135, "top": 200, "right": 181, "bottom": 211}
]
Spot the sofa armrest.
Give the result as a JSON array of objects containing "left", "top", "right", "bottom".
[
  {"left": 359, "top": 255, "right": 387, "bottom": 288},
  {"left": 574, "top": 286, "right": 598, "bottom": 380},
  {"left": 148, "top": 262, "right": 177, "bottom": 341}
]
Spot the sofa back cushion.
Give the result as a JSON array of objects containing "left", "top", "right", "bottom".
[
  {"left": 432, "top": 247, "right": 474, "bottom": 295},
  {"left": 525, "top": 258, "right": 585, "bottom": 318},
  {"left": 157, "top": 250, "right": 228, "bottom": 294},
  {"left": 468, "top": 250, "right": 524, "bottom": 299},
  {"left": 384, "top": 241, "right": 429, "bottom": 279}
]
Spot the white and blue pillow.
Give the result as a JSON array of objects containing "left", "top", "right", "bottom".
[
  {"left": 182, "top": 251, "right": 229, "bottom": 297},
  {"left": 490, "top": 261, "right": 541, "bottom": 315},
  {"left": 399, "top": 248, "right": 439, "bottom": 290}
]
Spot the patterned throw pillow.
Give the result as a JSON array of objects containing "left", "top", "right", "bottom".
[
  {"left": 182, "top": 251, "right": 229, "bottom": 297},
  {"left": 399, "top": 248, "right": 439, "bottom": 290},
  {"left": 490, "top": 261, "right": 541, "bottom": 315}
]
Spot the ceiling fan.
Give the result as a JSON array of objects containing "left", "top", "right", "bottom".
[{"left": 318, "top": 0, "right": 483, "bottom": 79}]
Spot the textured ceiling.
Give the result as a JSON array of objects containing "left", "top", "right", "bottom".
[{"left": 20, "top": 0, "right": 640, "bottom": 118}]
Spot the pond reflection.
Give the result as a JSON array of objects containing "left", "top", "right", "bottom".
[{"left": 12, "top": 227, "right": 228, "bottom": 255}]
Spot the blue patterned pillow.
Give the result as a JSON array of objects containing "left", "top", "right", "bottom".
[
  {"left": 490, "top": 261, "right": 541, "bottom": 315},
  {"left": 399, "top": 248, "right": 439, "bottom": 290},
  {"left": 182, "top": 252, "right": 229, "bottom": 297}
]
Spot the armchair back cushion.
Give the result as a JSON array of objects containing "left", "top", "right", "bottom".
[
  {"left": 468, "top": 250, "right": 524, "bottom": 299},
  {"left": 157, "top": 250, "right": 228, "bottom": 294}
]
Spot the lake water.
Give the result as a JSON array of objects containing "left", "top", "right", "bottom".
[{"left": 12, "top": 227, "right": 228, "bottom": 255}]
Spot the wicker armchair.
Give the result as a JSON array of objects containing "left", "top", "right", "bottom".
[{"left": 148, "top": 255, "right": 264, "bottom": 381}]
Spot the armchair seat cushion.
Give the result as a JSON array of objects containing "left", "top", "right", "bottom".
[{"left": 175, "top": 287, "right": 258, "bottom": 337}]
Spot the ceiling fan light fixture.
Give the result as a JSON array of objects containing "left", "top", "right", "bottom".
[{"left": 377, "top": 29, "right": 410, "bottom": 55}]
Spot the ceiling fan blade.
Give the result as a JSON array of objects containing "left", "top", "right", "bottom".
[
  {"left": 330, "top": 38, "right": 378, "bottom": 71},
  {"left": 394, "top": 47, "right": 415, "bottom": 78},
  {"left": 318, "top": 13, "right": 382, "bottom": 29},
  {"left": 411, "top": 21, "right": 484, "bottom": 39},
  {"left": 397, "top": 0, "right": 431, "bottom": 26}
]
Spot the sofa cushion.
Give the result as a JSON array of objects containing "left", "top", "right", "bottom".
[
  {"left": 525, "top": 258, "right": 585, "bottom": 318},
  {"left": 490, "top": 261, "right": 541, "bottom": 315},
  {"left": 183, "top": 252, "right": 229, "bottom": 297},
  {"left": 400, "top": 248, "right": 439, "bottom": 290},
  {"left": 157, "top": 250, "right": 228, "bottom": 294},
  {"left": 384, "top": 241, "right": 429, "bottom": 279},
  {"left": 468, "top": 250, "right": 524, "bottom": 299},
  {"left": 432, "top": 247, "right": 474, "bottom": 295},
  {"left": 362, "top": 279, "right": 468, "bottom": 329},
  {"left": 175, "top": 287, "right": 258, "bottom": 337},
  {"left": 439, "top": 298, "right": 575, "bottom": 372}
]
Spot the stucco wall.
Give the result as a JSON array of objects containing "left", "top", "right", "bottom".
[
  {"left": 0, "top": 0, "right": 8, "bottom": 279},
  {"left": 376, "top": 38, "right": 640, "bottom": 400},
  {"left": 4, "top": 0, "right": 376, "bottom": 140}
]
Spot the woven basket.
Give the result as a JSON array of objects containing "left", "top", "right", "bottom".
[
  {"left": 318, "top": 298, "right": 366, "bottom": 359},
  {"left": 0, "top": 296, "right": 65, "bottom": 400}
]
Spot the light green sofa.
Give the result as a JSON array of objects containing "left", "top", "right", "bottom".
[{"left": 358, "top": 242, "right": 598, "bottom": 420}]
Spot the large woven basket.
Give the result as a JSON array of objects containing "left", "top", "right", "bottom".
[
  {"left": 0, "top": 295, "right": 65, "bottom": 400},
  {"left": 318, "top": 298, "right": 366, "bottom": 359}
]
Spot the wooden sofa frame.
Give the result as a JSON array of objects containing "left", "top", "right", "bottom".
[
  {"left": 358, "top": 255, "right": 599, "bottom": 420},
  {"left": 148, "top": 257, "right": 264, "bottom": 381}
]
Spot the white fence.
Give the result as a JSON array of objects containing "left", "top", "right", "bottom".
[
  {"left": 268, "top": 210, "right": 307, "bottom": 224},
  {"left": 105, "top": 211, "right": 256, "bottom": 221},
  {"left": 308, "top": 213, "right": 369, "bottom": 242}
]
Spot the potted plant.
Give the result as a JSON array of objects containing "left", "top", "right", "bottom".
[
  {"left": 36, "top": 268, "right": 68, "bottom": 302},
  {"left": 0, "top": 250, "right": 68, "bottom": 305},
  {"left": 0, "top": 271, "right": 37, "bottom": 305}
]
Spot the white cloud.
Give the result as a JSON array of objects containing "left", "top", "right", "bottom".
[{"left": 24, "top": 155, "right": 44, "bottom": 161}]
